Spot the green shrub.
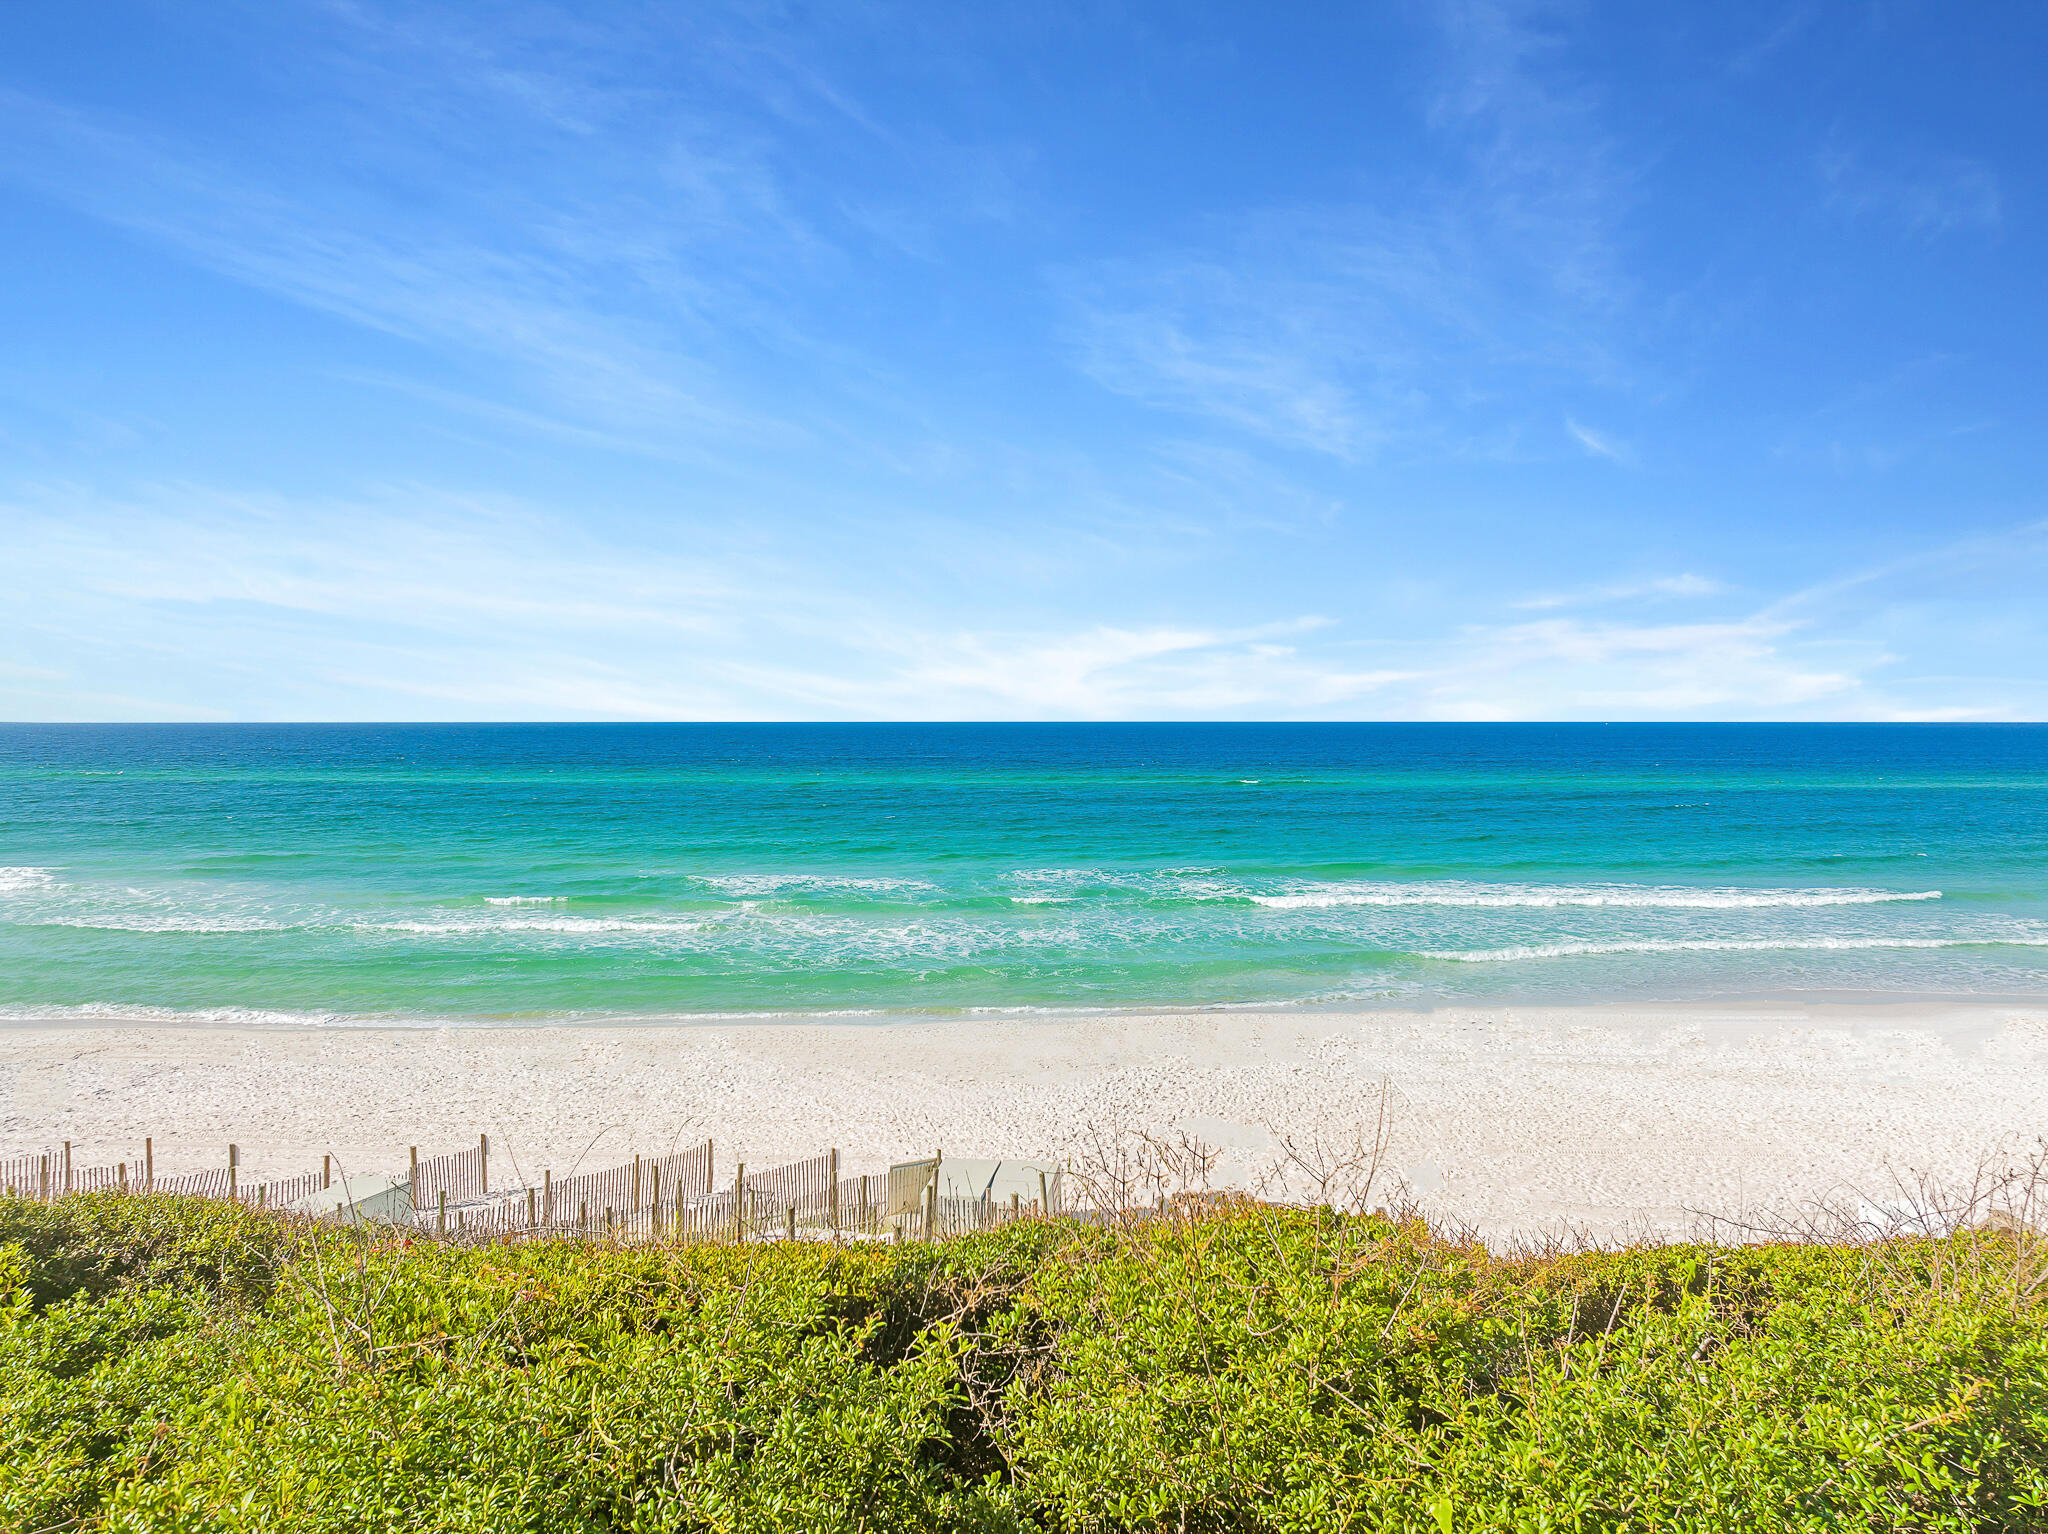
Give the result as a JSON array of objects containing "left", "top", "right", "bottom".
[{"left": 1, "top": 1193, "right": 2043, "bottom": 1531}]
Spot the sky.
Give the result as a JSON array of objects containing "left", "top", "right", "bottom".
[{"left": 2, "top": 1, "right": 2046, "bottom": 722}]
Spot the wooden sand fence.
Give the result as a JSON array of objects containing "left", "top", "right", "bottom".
[
  {"left": 0, "top": 1145, "right": 154, "bottom": 1199},
  {"left": 0, "top": 1140, "right": 340, "bottom": 1209},
  {"left": 3, "top": 1140, "right": 1071, "bottom": 1247},
  {"left": 438, "top": 1148, "right": 856, "bottom": 1244},
  {"left": 431, "top": 1142, "right": 720, "bottom": 1241}
]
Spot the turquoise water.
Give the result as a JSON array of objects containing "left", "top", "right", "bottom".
[{"left": 2, "top": 724, "right": 2046, "bottom": 1023}]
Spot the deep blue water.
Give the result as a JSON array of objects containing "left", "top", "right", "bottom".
[{"left": 1, "top": 723, "right": 2045, "bottom": 1022}]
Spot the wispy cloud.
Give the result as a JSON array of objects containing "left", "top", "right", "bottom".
[
  {"left": 1565, "top": 416, "right": 1631, "bottom": 462},
  {"left": 1061, "top": 246, "right": 1404, "bottom": 460},
  {"left": 0, "top": 481, "right": 1393, "bottom": 721},
  {"left": 1422, "top": 612, "right": 1865, "bottom": 718},
  {"left": 1726, "top": 2, "right": 1820, "bottom": 76},
  {"left": 1763, "top": 353, "right": 1992, "bottom": 476},
  {"left": 1440, "top": 521, "right": 2048, "bottom": 720},
  {"left": 0, "top": 87, "right": 776, "bottom": 446},
  {"left": 1817, "top": 143, "right": 2002, "bottom": 236},
  {"left": 1514, "top": 574, "right": 1725, "bottom": 611},
  {"left": 0, "top": 0, "right": 1015, "bottom": 455},
  {"left": 1059, "top": 1, "right": 1634, "bottom": 460},
  {"left": 6, "top": 479, "right": 2041, "bottom": 722},
  {"left": 1761, "top": 516, "right": 2048, "bottom": 625},
  {"left": 719, "top": 619, "right": 1417, "bottom": 720}
]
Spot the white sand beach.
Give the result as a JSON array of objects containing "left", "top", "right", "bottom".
[{"left": 5, "top": 1002, "right": 2045, "bottom": 1241}]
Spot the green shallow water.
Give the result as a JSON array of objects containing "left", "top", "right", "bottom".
[{"left": 2, "top": 723, "right": 2045, "bottom": 1022}]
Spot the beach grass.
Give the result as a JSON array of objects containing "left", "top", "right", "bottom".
[{"left": 3, "top": 1192, "right": 2046, "bottom": 1531}]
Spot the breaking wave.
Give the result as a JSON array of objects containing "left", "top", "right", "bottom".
[
  {"left": 1250, "top": 884, "right": 1942, "bottom": 910},
  {"left": 1425, "top": 935, "right": 2048, "bottom": 963}
]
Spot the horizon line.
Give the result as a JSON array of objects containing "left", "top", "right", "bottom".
[{"left": 5, "top": 719, "right": 2047, "bottom": 730}]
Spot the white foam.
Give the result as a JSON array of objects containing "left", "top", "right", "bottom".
[
  {"left": 0, "top": 1002, "right": 360, "bottom": 1027},
  {"left": 1424, "top": 935, "right": 2048, "bottom": 963},
  {"left": 0, "top": 867, "right": 57, "bottom": 894},
  {"left": 1250, "top": 883, "right": 1943, "bottom": 911},
  {"left": 1005, "top": 868, "right": 1105, "bottom": 887},
  {"left": 0, "top": 1001, "right": 907, "bottom": 1027},
  {"left": 371, "top": 917, "right": 711, "bottom": 936},
  {"left": 17, "top": 915, "right": 288, "bottom": 933},
  {"left": 1005, "top": 867, "right": 1236, "bottom": 900},
  {"left": 695, "top": 873, "right": 936, "bottom": 898},
  {"left": 484, "top": 896, "right": 566, "bottom": 906}
]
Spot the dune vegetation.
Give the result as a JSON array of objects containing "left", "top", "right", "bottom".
[{"left": 3, "top": 1191, "right": 2045, "bottom": 1532}]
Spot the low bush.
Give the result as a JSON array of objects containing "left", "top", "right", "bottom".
[{"left": 2, "top": 1193, "right": 2043, "bottom": 1531}]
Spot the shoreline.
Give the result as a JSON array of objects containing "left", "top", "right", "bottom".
[
  {"left": 8, "top": 986, "right": 2048, "bottom": 1031},
  {"left": 5, "top": 1000, "right": 2045, "bottom": 1240}
]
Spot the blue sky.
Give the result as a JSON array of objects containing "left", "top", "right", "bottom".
[{"left": 2, "top": 1, "right": 2045, "bottom": 721}]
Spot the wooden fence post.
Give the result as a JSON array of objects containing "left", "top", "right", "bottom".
[
  {"left": 119, "top": 1162, "right": 128, "bottom": 1193},
  {"left": 579, "top": 1201, "right": 588, "bottom": 1236},
  {"left": 228, "top": 1144, "right": 239, "bottom": 1202},
  {"left": 408, "top": 1146, "right": 419, "bottom": 1208},
  {"left": 733, "top": 1162, "right": 746, "bottom": 1243},
  {"left": 322, "top": 1154, "right": 332, "bottom": 1191},
  {"left": 145, "top": 1137, "right": 153, "bottom": 1192},
  {"left": 1039, "top": 1170, "right": 1051, "bottom": 1217},
  {"left": 828, "top": 1149, "right": 840, "bottom": 1239},
  {"left": 479, "top": 1134, "right": 489, "bottom": 1195},
  {"left": 527, "top": 1187, "right": 537, "bottom": 1229},
  {"left": 438, "top": 1190, "right": 448, "bottom": 1237},
  {"left": 544, "top": 1168, "right": 553, "bottom": 1225},
  {"left": 63, "top": 1141, "right": 72, "bottom": 1195},
  {"left": 633, "top": 1155, "right": 642, "bottom": 1212}
]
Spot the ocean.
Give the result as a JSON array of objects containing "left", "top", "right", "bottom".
[{"left": 2, "top": 723, "right": 2045, "bottom": 1024}]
